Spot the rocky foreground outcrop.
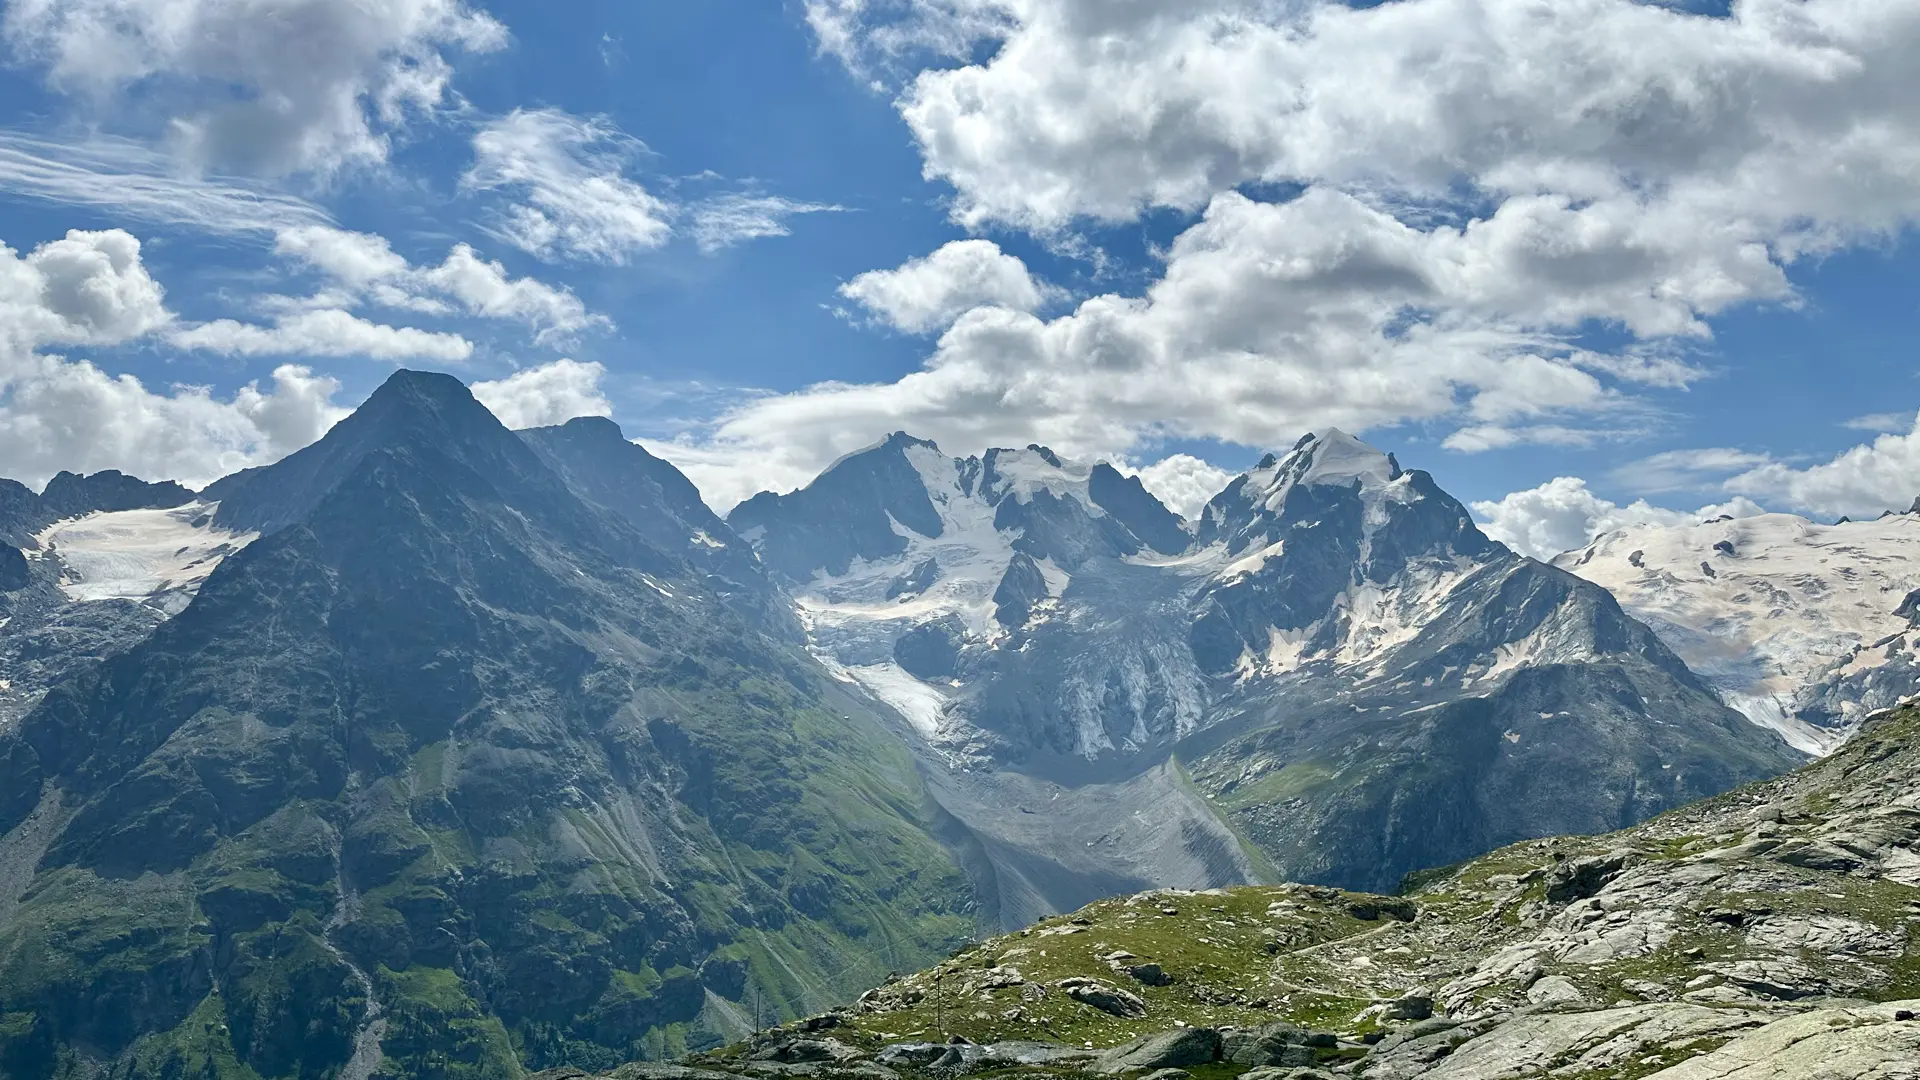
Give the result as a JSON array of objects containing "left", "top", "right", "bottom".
[{"left": 544, "top": 704, "right": 1920, "bottom": 1079}]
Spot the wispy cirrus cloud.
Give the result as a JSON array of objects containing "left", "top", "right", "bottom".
[{"left": 0, "top": 131, "right": 331, "bottom": 234}]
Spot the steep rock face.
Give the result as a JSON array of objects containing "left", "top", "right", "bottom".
[
  {"left": 728, "top": 433, "right": 948, "bottom": 581},
  {"left": 731, "top": 430, "right": 1804, "bottom": 910},
  {"left": 1557, "top": 512, "right": 1920, "bottom": 754},
  {"left": 0, "top": 372, "right": 973, "bottom": 1080}
]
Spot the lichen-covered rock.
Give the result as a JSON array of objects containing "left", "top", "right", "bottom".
[
  {"left": 1096, "top": 1027, "right": 1222, "bottom": 1073},
  {"left": 1058, "top": 977, "right": 1149, "bottom": 1018}
]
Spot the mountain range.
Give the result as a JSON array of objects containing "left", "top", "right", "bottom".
[
  {"left": 729, "top": 428, "right": 1801, "bottom": 914},
  {"left": 0, "top": 369, "right": 1912, "bottom": 1079}
]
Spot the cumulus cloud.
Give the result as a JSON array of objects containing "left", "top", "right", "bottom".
[
  {"left": 0, "top": 228, "right": 171, "bottom": 349},
  {"left": 653, "top": 188, "right": 1713, "bottom": 502},
  {"left": 839, "top": 239, "right": 1061, "bottom": 333},
  {"left": 3, "top": 0, "right": 507, "bottom": 176},
  {"left": 1724, "top": 414, "right": 1920, "bottom": 519},
  {"left": 0, "top": 227, "right": 347, "bottom": 487},
  {"left": 1129, "top": 454, "right": 1235, "bottom": 520},
  {"left": 464, "top": 109, "right": 674, "bottom": 264},
  {"left": 689, "top": 194, "right": 843, "bottom": 254},
  {"left": 470, "top": 358, "right": 613, "bottom": 430},
  {"left": 840, "top": 0, "right": 1920, "bottom": 242},
  {"left": 1472, "top": 477, "right": 1764, "bottom": 562},
  {"left": 0, "top": 358, "right": 347, "bottom": 489},
  {"left": 715, "top": 0, "right": 1920, "bottom": 495},
  {"left": 169, "top": 309, "right": 473, "bottom": 362},
  {"left": 641, "top": 434, "right": 825, "bottom": 515},
  {"left": 273, "top": 226, "right": 608, "bottom": 343}
]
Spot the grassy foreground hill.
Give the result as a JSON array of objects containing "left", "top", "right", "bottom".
[{"left": 548, "top": 704, "right": 1920, "bottom": 1080}]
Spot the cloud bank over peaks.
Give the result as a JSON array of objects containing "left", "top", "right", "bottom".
[
  {"left": 1473, "top": 477, "right": 1765, "bottom": 562},
  {"left": 1130, "top": 454, "right": 1235, "bottom": 521},
  {"left": 1722, "top": 413, "right": 1920, "bottom": 520},
  {"left": 753, "top": 0, "right": 1920, "bottom": 498},
  {"left": 3, "top": 0, "right": 507, "bottom": 176}
]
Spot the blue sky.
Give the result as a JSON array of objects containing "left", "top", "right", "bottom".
[{"left": 2, "top": 0, "right": 1919, "bottom": 559}]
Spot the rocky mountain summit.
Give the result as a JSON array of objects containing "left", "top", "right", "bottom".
[
  {"left": 729, "top": 429, "right": 1804, "bottom": 916},
  {"left": 550, "top": 701, "right": 1920, "bottom": 1080}
]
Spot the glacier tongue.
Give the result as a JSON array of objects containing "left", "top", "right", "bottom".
[{"left": 1556, "top": 511, "right": 1920, "bottom": 753}]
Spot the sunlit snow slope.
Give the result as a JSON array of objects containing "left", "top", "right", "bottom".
[{"left": 1555, "top": 513, "right": 1920, "bottom": 753}]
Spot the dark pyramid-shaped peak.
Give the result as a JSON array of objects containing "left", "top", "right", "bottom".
[
  {"left": 1088, "top": 462, "right": 1189, "bottom": 555},
  {"left": 518, "top": 415, "right": 705, "bottom": 521},
  {"left": 206, "top": 368, "right": 550, "bottom": 536},
  {"left": 517, "top": 415, "right": 789, "bottom": 627},
  {"left": 730, "top": 431, "right": 948, "bottom": 580}
]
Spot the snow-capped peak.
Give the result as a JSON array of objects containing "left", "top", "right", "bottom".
[{"left": 1243, "top": 429, "right": 1402, "bottom": 509}]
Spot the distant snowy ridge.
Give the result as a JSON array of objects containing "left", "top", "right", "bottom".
[{"left": 1556, "top": 512, "right": 1920, "bottom": 753}]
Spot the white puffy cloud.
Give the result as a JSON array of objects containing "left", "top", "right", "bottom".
[
  {"left": 169, "top": 309, "right": 473, "bottom": 362},
  {"left": 273, "top": 226, "right": 607, "bottom": 342},
  {"left": 470, "top": 358, "right": 612, "bottom": 430},
  {"left": 839, "top": 239, "right": 1061, "bottom": 333},
  {"left": 0, "top": 357, "right": 347, "bottom": 488},
  {"left": 0, "top": 228, "right": 171, "bottom": 350},
  {"left": 464, "top": 109, "right": 674, "bottom": 264},
  {"left": 1129, "top": 454, "right": 1234, "bottom": 521},
  {"left": 3, "top": 0, "right": 507, "bottom": 176},
  {"left": 0, "top": 227, "right": 346, "bottom": 487},
  {"left": 641, "top": 434, "right": 826, "bottom": 516},
  {"left": 689, "top": 194, "right": 843, "bottom": 254},
  {"left": 743, "top": 0, "right": 1920, "bottom": 493},
  {"left": 654, "top": 188, "right": 1711, "bottom": 502},
  {"left": 1472, "top": 477, "right": 1764, "bottom": 562},
  {"left": 1724, "top": 413, "right": 1920, "bottom": 519},
  {"left": 846, "top": 0, "right": 1920, "bottom": 241}
]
